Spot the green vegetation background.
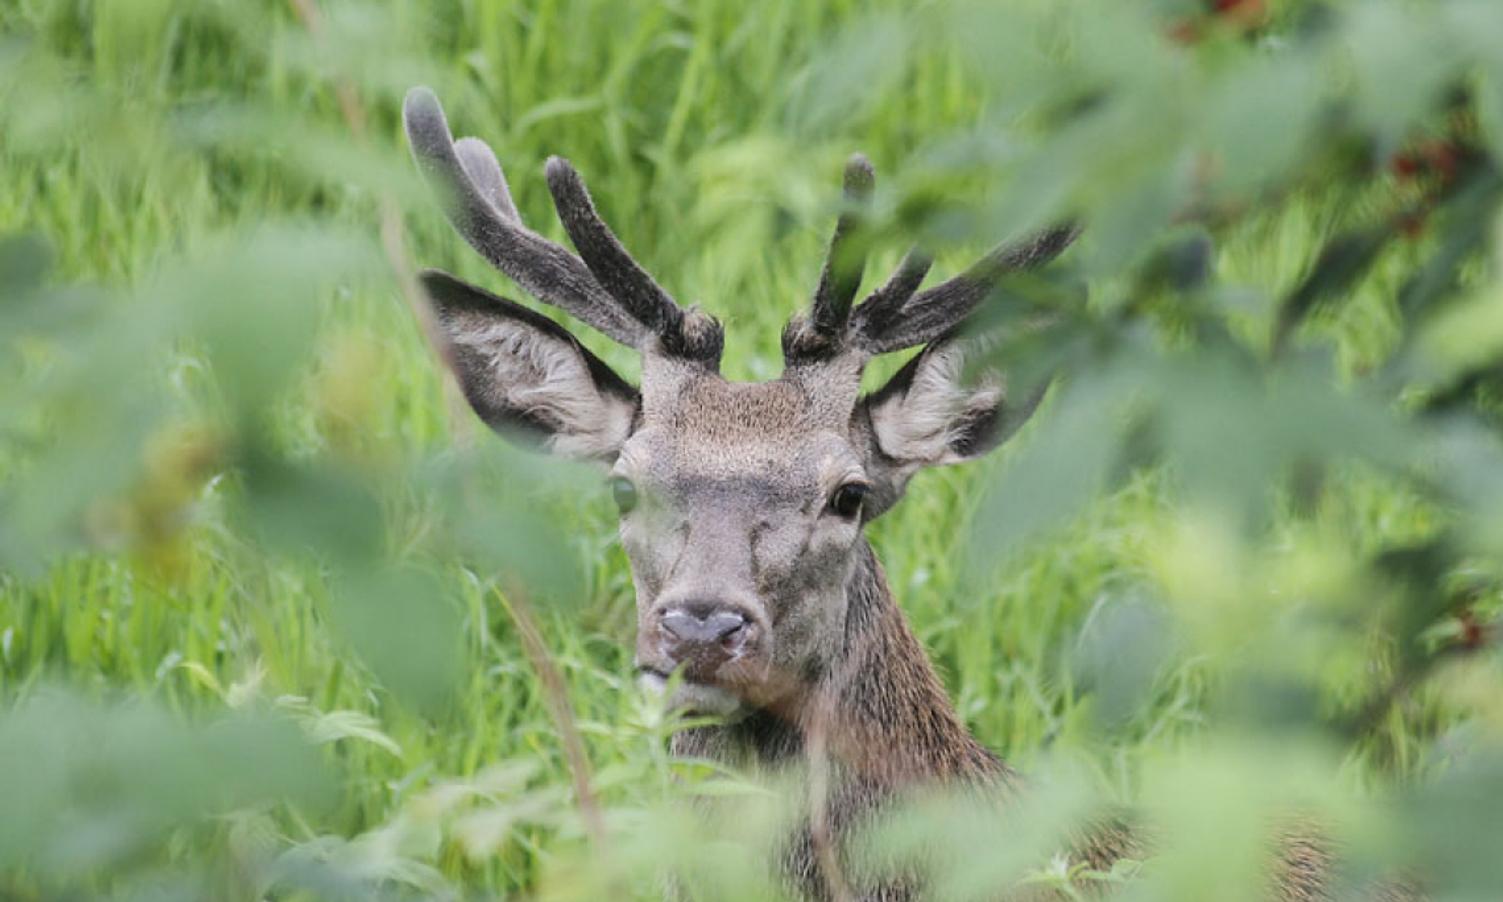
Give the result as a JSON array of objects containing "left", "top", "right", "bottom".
[{"left": 4, "top": 0, "right": 1503, "bottom": 899}]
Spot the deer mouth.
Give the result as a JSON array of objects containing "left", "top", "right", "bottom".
[{"left": 636, "top": 666, "right": 748, "bottom": 720}]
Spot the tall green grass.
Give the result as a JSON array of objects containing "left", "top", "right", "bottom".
[{"left": 1, "top": 0, "right": 1494, "bottom": 898}]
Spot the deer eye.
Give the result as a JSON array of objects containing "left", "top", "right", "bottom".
[
  {"left": 827, "top": 482, "right": 869, "bottom": 520},
  {"left": 610, "top": 476, "right": 638, "bottom": 515}
]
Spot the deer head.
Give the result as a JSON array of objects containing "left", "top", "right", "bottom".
[{"left": 403, "top": 87, "right": 1073, "bottom": 722}]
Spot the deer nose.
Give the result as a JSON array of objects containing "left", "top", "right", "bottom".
[
  {"left": 662, "top": 607, "right": 747, "bottom": 645},
  {"left": 659, "top": 604, "right": 752, "bottom": 673}
]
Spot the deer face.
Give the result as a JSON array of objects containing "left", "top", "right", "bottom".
[
  {"left": 404, "top": 88, "right": 1069, "bottom": 719},
  {"left": 614, "top": 373, "right": 870, "bottom": 717}
]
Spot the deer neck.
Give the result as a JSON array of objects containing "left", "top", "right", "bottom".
[{"left": 671, "top": 539, "right": 1012, "bottom": 793}]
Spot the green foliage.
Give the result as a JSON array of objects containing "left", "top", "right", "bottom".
[{"left": 3, "top": 0, "right": 1503, "bottom": 898}]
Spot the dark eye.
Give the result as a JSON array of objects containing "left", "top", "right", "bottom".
[
  {"left": 610, "top": 476, "right": 638, "bottom": 515},
  {"left": 827, "top": 482, "right": 869, "bottom": 520}
]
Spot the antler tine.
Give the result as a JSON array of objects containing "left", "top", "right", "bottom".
[
  {"left": 812, "top": 153, "right": 876, "bottom": 335},
  {"left": 782, "top": 154, "right": 876, "bottom": 363},
  {"left": 402, "top": 87, "right": 643, "bottom": 347},
  {"left": 453, "top": 136, "right": 519, "bottom": 221},
  {"left": 544, "top": 157, "right": 722, "bottom": 363},
  {"left": 847, "top": 248, "right": 933, "bottom": 340},
  {"left": 854, "top": 225, "right": 1078, "bottom": 356}
]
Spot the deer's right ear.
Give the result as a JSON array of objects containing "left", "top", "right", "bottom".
[
  {"left": 853, "top": 337, "right": 1047, "bottom": 518},
  {"left": 420, "top": 270, "right": 639, "bottom": 462}
]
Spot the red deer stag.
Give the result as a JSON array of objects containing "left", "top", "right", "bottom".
[{"left": 402, "top": 86, "right": 1401, "bottom": 901}]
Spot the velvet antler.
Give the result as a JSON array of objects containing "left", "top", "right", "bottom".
[{"left": 403, "top": 87, "right": 722, "bottom": 365}]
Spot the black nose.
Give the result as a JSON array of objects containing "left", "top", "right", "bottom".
[{"left": 659, "top": 603, "right": 752, "bottom": 676}]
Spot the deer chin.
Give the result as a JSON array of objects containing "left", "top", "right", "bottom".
[{"left": 637, "top": 670, "right": 748, "bottom": 721}]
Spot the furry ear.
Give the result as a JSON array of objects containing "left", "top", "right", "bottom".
[
  {"left": 420, "top": 270, "right": 639, "bottom": 461},
  {"left": 854, "top": 338, "right": 1046, "bottom": 516}
]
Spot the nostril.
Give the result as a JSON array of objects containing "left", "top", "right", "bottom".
[
  {"left": 706, "top": 611, "right": 747, "bottom": 644},
  {"left": 660, "top": 610, "right": 697, "bottom": 642}
]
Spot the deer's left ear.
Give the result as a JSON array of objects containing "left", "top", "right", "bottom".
[{"left": 854, "top": 339, "right": 1045, "bottom": 515}]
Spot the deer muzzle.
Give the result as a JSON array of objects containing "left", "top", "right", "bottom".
[
  {"left": 657, "top": 602, "right": 761, "bottom": 681},
  {"left": 636, "top": 598, "right": 772, "bottom": 717}
]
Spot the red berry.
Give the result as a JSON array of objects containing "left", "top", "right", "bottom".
[
  {"left": 1396, "top": 208, "right": 1428, "bottom": 239},
  {"left": 1390, "top": 153, "right": 1422, "bottom": 179},
  {"left": 1458, "top": 610, "right": 1487, "bottom": 650},
  {"left": 1213, "top": 0, "right": 1266, "bottom": 26},
  {"left": 1167, "top": 18, "right": 1201, "bottom": 45}
]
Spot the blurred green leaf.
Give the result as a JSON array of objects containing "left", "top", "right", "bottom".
[
  {"left": 787, "top": 14, "right": 910, "bottom": 136},
  {"left": 973, "top": 369, "right": 1135, "bottom": 560},
  {"left": 238, "top": 452, "right": 384, "bottom": 564},
  {"left": 0, "top": 231, "right": 51, "bottom": 299},
  {"left": 1343, "top": 1, "right": 1458, "bottom": 149},
  {"left": 0, "top": 690, "right": 330, "bottom": 876},
  {"left": 165, "top": 226, "right": 377, "bottom": 414},
  {"left": 1073, "top": 590, "right": 1176, "bottom": 730},
  {"left": 415, "top": 447, "right": 588, "bottom": 607},
  {"left": 330, "top": 563, "right": 464, "bottom": 713},
  {"left": 1201, "top": 52, "right": 1324, "bottom": 197},
  {"left": 1401, "top": 746, "right": 1503, "bottom": 895}
]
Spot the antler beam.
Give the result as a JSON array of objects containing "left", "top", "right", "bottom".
[
  {"left": 403, "top": 87, "right": 722, "bottom": 364},
  {"left": 545, "top": 157, "right": 720, "bottom": 362},
  {"left": 780, "top": 152, "right": 1077, "bottom": 368},
  {"left": 853, "top": 225, "right": 1079, "bottom": 356}
]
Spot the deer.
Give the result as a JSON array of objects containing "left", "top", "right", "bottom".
[{"left": 400, "top": 86, "right": 1408, "bottom": 901}]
